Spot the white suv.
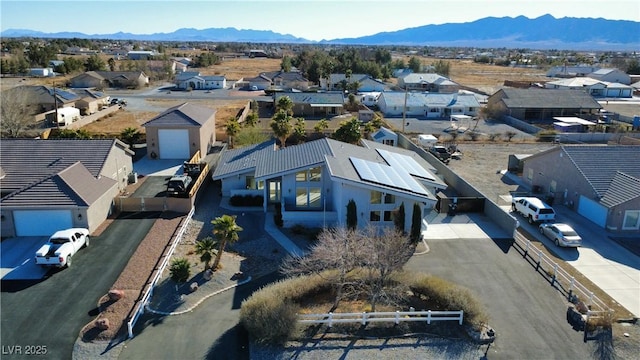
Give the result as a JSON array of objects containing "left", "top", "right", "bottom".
[{"left": 511, "top": 197, "right": 556, "bottom": 224}]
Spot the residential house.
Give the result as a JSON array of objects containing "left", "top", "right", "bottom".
[
  {"left": 211, "top": 138, "right": 446, "bottom": 231},
  {"left": 486, "top": 88, "right": 601, "bottom": 122},
  {"left": 274, "top": 92, "right": 345, "bottom": 118},
  {"left": 371, "top": 127, "right": 398, "bottom": 146},
  {"left": 143, "top": 102, "right": 216, "bottom": 160},
  {"left": 72, "top": 89, "right": 110, "bottom": 115},
  {"left": 69, "top": 71, "right": 149, "bottom": 89},
  {"left": 265, "top": 71, "right": 310, "bottom": 91},
  {"left": 378, "top": 92, "right": 480, "bottom": 119},
  {"left": 321, "top": 74, "right": 387, "bottom": 92},
  {"left": 546, "top": 65, "right": 600, "bottom": 78},
  {"left": 588, "top": 68, "right": 631, "bottom": 85},
  {"left": 0, "top": 139, "right": 134, "bottom": 237},
  {"left": 175, "top": 72, "right": 227, "bottom": 90},
  {"left": 29, "top": 68, "right": 54, "bottom": 77},
  {"left": 248, "top": 49, "right": 268, "bottom": 58},
  {"left": 397, "top": 73, "right": 460, "bottom": 93},
  {"left": 2, "top": 85, "right": 81, "bottom": 122},
  {"left": 544, "top": 77, "right": 633, "bottom": 98},
  {"left": 244, "top": 74, "right": 272, "bottom": 90},
  {"left": 522, "top": 145, "right": 640, "bottom": 231},
  {"left": 127, "top": 50, "right": 156, "bottom": 60}
]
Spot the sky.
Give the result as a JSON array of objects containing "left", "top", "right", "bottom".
[{"left": 1, "top": 0, "right": 639, "bottom": 41}]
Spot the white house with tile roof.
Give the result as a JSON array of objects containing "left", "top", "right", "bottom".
[
  {"left": 212, "top": 138, "right": 447, "bottom": 232},
  {"left": 0, "top": 139, "right": 134, "bottom": 237}
]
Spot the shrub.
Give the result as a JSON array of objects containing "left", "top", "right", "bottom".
[
  {"left": 230, "top": 194, "right": 263, "bottom": 206},
  {"left": 240, "top": 274, "right": 331, "bottom": 344},
  {"left": 465, "top": 131, "right": 481, "bottom": 141},
  {"left": 274, "top": 203, "right": 283, "bottom": 227},
  {"left": 504, "top": 131, "right": 517, "bottom": 142},
  {"left": 169, "top": 258, "right": 191, "bottom": 283},
  {"left": 487, "top": 133, "right": 500, "bottom": 142},
  {"left": 536, "top": 130, "right": 559, "bottom": 142}
]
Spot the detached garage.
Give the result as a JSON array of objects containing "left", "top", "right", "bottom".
[{"left": 144, "top": 102, "right": 217, "bottom": 160}]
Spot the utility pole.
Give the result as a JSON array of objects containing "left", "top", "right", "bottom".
[{"left": 53, "top": 81, "right": 59, "bottom": 129}]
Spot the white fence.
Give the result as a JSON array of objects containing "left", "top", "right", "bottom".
[
  {"left": 299, "top": 310, "right": 464, "bottom": 327},
  {"left": 127, "top": 206, "right": 195, "bottom": 338},
  {"left": 512, "top": 230, "right": 610, "bottom": 314}
]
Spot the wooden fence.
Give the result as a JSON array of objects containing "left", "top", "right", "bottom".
[{"left": 299, "top": 310, "right": 464, "bottom": 327}]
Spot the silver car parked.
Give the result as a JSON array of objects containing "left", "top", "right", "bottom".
[{"left": 539, "top": 223, "right": 582, "bottom": 247}]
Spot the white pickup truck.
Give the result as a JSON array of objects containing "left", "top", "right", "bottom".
[
  {"left": 511, "top": 197, "right": 556, "bottom": 224},
  {"left": 34, "top": 228, "right": 90, "bottom": 268}
]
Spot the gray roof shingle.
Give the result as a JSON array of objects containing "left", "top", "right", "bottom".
[
  {"left": 143, "top": 102, "right": 216, "bottom": 127},
  {"left": 600, "top": 172, "right": 640, "bottom": 207},
  {"left": 562, "top": 145, "right": 640, "bottom": 197}
]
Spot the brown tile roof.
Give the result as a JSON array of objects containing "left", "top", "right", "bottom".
[{"left": 143, "top": 102, "right": 216, "bottom": 127}]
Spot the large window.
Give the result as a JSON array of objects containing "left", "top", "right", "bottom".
[
  {"left": 297, "top": 167, "right": 322, "bottom": 182},
  {"left": 370, "top": 191, "right": 382, "bottom": 204},
  {"left": 296, "top": 187, "right": 322, "bottom": 208},
  {"left": 622, "top": 210, "right": 640, "bottom": 230},
  {"left": 246, "top": 176, "right": 264, "bottom": 190}
]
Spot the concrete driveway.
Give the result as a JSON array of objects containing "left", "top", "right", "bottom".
[
  {"left": 409, "top": 214, "right": 593, "bottom": 359},
  {"left": 506, "top": 202, "right": 640, "bottom": 318}
]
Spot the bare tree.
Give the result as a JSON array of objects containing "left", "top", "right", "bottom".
[
  {"left": 281, "top": 226, "right": 415, "bottom": 312},
  {"left": 281, "top": 227, "right": 365, "bottom": 310},
  {"left": 358, "top": 227, "right": 414, "bottom": 311},
  {"left": 1, "top": 87, "right": 37, "bottom": 137}
]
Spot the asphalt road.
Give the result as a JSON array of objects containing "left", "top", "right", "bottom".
[
  {"left": 119, "top": 272, "right": 283, "bottom": 360},
  {"left": 405, "top": 237, "right": 593, "bottom": 360},
  {"left": 0, "top": 213, "right": 158, "bottom": 360}
]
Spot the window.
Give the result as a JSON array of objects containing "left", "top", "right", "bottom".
[
  {"left": 246, "top": 176, "right": 264, "bottom": 190},
  {"left": 296, "top": 188, "right": 307, "bottom": 207},
  {"left": 309, "top": 167, "right": 321, "bottom": 182},
  {"left": 430, "top": 108, "right": 439, "bottom": 113},
  {"left": 384, "top": 211, "right": 394, "bottom": 222},
  {"left": 296, "top": 171, "right": 307, "bottom": 182},
  {"left": 309, "top": 187, "right": 321, "bottom": 207},
  {"left": 383, "top": 139, "right": 394, "bottom": 146},
  {"left": 370, "top": 191, "right": 382, "bottom": 204},
  {"left": 384, "top": 193, "right": 395, "bottom": 204},
  {"left": 622, "top": 210, "right": 640, "bottom": 230},
  {"left": 370, "top": 211, "right": 381, "bottom": 221},
  {"left": 296, "top": 187, "right": 322, "bottom": 208}
]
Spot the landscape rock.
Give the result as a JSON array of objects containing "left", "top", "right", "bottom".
[
  {"left": 108, "top": 289, "right": 125, "bottom": 301},
  {"left": 95, "top": 318, "right": 110, "bottom": 330}
]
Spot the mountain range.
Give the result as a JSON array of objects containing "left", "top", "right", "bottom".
[{"left": 2, "top": 15, "right": 639, "bottom": 50}]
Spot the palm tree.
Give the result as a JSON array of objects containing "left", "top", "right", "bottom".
[
  {"left": 211, "top": 215, "right": 243, "bottom": 271},
  {"left": 226, "top": 118, "right": 240, "bottom": 148},
  {"left": 276, "top": 96, "right": 293, "bottom": 115},
  {"left": 194, "top": 237, "right": 218, "bottom": 270},
  {"left": 270, "top": 109, "right": 293, "bottom": 148}
]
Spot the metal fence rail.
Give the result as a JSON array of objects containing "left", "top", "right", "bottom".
[
  {"left": 127, "top": 206, "right": 195, "bottom": 338},
  {"left": 299, "top": 310, "right": 464, "bottom": 327},
  {"left": 513, "top": 230, "right": 610, "bottom": 313}
]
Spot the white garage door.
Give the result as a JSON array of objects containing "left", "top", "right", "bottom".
[
  {"left": 13, "top": 210, "right": 73, "bottom": 237},
  {"left": 577, "top": 195, "right": 607, "bottom": 228},
  {"left": 158, "top": 129, "right": 190, "bottom": 159}
]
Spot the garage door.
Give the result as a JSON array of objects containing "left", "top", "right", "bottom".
[
  {"left": 577, "top": 195, "right": 607, "bottom": 228},
  {"left": 158, "top": 129, "right": 190, "bottom": 159},
  {"left": 13, "top": 210, "right": 73, "bottom": 237}
]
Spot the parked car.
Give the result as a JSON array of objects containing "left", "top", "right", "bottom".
[
  {"left": 34, "top": 228, "right": 90, "bottom": 268},
  {"left": 539, "top": 223, "right": 582, "bottom": 247},
  {"left": 429, "top": 145, "right": 451, "bottom": 164},
  {"left": 166, "top": 175, "right": 193, "bottom": 197},
  {"left": 511, "top": 196, "right": 556, "bottom": 224}
]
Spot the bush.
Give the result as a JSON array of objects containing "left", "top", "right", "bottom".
[
  {"left": 274, "top": 203, "right": 283, "bottom": 227},
  {"left": 240, "top": 274, "right": 330, "bottom": 344},
  {"left": 536, "top": 130, "right": 559, "bottom": 142},
  {"left": 169, "top": 258, "right": 191, "bottom": 283}
]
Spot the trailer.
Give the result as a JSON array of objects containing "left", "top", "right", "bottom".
[
  {"left": 48, "top": 107, "right": 81, "bottom": 126},
  {"left": 417, "top": 134, "right": 438, "bottom": 147}
]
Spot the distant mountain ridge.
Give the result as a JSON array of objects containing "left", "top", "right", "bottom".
[{"left": 2, "top": 14, "right": 639, "bottom": 50}]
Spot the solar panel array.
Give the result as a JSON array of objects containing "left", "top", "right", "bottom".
[
  {"left": 376, "top": 149, "right": 435, "bottom": 181},
  {"left": 350, "top": 157, "right": 428, "bottom": 195}
]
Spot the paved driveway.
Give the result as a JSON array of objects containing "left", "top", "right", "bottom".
[
  {"left": 1, "top": 236, "right": 49, "bottom": 280},
  {"left": 409, "top": 217, "right": 593, "bottom": 359},
  {"left": 0, "top": 213, "right": 157, "bottom": 360}
]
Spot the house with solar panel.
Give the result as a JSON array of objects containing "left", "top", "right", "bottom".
[
  {"left": 212, "top": 138, "right": 447, "bottom": 231},
  {"left": 521, "top": 145, "right": 640, "bottom": 231},
  {"left": 1, "top": 85, "right": 82, "bottom": 123}
]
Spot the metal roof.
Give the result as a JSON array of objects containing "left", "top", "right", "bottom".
[
  {"left": 143, "top": 102, "right": 216, "bottom": 127},
  {"left": 274, "top": 92, "right": 344, "bottom": 105},
  {"left": 497, "top": 88, "right": 601, "bottom": 109}
]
